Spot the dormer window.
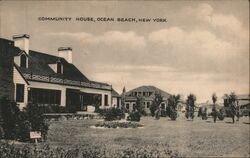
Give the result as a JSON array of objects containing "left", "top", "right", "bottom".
[
  {"left": 20, "top": 54, "right": 27, "bottom": 68},
  {"left": 57, "top": 61, "right": 63, "bottom": 74}
]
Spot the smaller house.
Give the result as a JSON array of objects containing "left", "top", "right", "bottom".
[
  {"left": 236, "top": 95, "right": 250, "bottom": 112},
  {"left": 122, "top": 85, "right": 171, "bottom": 114}
]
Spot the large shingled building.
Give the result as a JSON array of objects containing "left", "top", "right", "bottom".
[{"left": 0, "top": 34, "right": 118, "bottom": 112}]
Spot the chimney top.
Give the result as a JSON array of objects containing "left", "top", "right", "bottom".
[
  {"left": 13, "top": 34, "right": 30, "bottom": 39},
  {"left": 58, "top": 47, "right": 72, "bottom": 51}
]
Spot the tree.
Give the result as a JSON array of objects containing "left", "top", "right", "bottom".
[
  {"left": 185, "top": 94, "right": 196, "bottom": 119},
  {"left": 122, "top": 86, "right": 126, "bottom": 94},
  {"left": 167, "top": 94, "right": 181, "bottom": 120},
  {"left": 223, "top": 92, "right": 238, "bottom": 123},
  {"left": 135, "top": 95, "right": 146, "bottom": 115},
  {"left": 121, "top": 86, "right": 127, "bottom": 112},
  {"left": 212, "top": 93, "right": 217, "bottom": 104},
  {"left": 211, "top": 93, "right": 218, "bottom": 123},
  {"left": 150, "top": 92, "right": 163, "bottom": 117}
]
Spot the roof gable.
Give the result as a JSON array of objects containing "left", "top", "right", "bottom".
[
  {"left": 18, "top": 50, "right": 89, "bottom": 82},
  {"left": 124, "top": 85, "right": 171, "bottom": 99}
]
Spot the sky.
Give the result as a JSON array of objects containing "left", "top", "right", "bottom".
[{"left": 0, "top": 0, "right": 249, "bottom": 103}]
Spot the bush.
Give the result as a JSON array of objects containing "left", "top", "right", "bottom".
[
  {"left": 0, "top": 141, "right": 180, "bottom": 158},
  {"left": 99, "top": 107, "right": 125, "bottom": 121},
  {"left": 127, "top": 110, "right": 141, "bottom": 122},
  {"left": 22, "top": 103, "right": 49, "bottom": 141},
  {"left": 0, "top": 97, "right": 20, "bottom": 139},
  {"left": 0, "top": 98, "right": 49, "bottom": 142}
]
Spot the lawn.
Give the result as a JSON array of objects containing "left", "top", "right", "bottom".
[{"left": 46, "top": 114, "right": 250, "bottom": 157}]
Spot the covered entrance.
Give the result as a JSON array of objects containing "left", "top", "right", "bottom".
[{"left": 66, "top": 88, "right": 102, "bottom": 112}]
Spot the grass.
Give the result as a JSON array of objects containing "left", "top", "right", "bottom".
[
  {"left": 3, "top": 113, "right": 250, "bottom": 157},
  {"left": 45, "top": 113, "right": 250, "bottom": 157}
]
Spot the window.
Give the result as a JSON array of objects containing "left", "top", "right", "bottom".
[
  {"left": 126, "top": 103, "right": 129, "bottom": 109},
  {"left": 147, "top": 102, "right": 150, "bottom": 108},
  {"left": 28, "top": 88, "right": 61, "bottom": 105},
  {"left": 20, "top": 54, "right": 27, "bottom": 68},
  {"left": 16, "top": 84, "right": 24, "bottom": 102},
  {"left": 133, "top": 103, "right": 135, "bottom": 110},
  {"left": 104, "top": 94, "right": 108, "bottom": 106},
  {"left": 57, "top": 62, "right": 62, "bottom": 74}
]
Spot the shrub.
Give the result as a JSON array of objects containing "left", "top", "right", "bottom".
[
  {"left": 0, "top": 99, "right": 49, "bottom": 141},
  {"left": 127, "top": 110, "right": 141, "bottom": 122},
  {"left": 99, "top": 107, "right": 125, "bottom": 121},
  {"left": 22, "top": 103, "right": 49, "bottom": 141},
  {"left": 0, "top": 97, "right": 20, "bottom": 139}
]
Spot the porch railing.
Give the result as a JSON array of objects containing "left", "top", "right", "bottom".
[{"left": 23, "top": 73, "right": 111, "bottom": 90}]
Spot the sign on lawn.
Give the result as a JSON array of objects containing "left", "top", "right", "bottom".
[{"left": 30, "top": 131, "right": 41, "bottom": 139}]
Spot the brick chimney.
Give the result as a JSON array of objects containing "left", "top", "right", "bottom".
[
  {"left": 58, "top": 47, "right": 72, "bottom": 63},
  {"left": 13, "top": 34, "right": 30, "bottom": 54}
]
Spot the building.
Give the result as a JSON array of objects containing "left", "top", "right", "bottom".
[
  {"left": 0, "top": 34, "right": 117, "bottom": 112},
  {"left": 122, "top": 85, "right": 171, "bottom": 113},
  {"left": 111, "top": 88, "right": 121, "bottom": 107}
]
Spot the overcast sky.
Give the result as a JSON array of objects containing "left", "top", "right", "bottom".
[{"left": 0, "top": 0, "right": 249, "bottom": 103}]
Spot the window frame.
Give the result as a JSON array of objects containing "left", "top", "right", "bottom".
[
  {"left": 20, "top": 54, "right": 27, "bottom": 68},
  {"left": 16, "top": 84, "right": 25, "bottom": 102}
]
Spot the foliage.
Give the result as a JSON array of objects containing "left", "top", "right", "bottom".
[
  {"left": 99, "top": 107, "right": 125, "bottom": 121},
  {"left": 223, "top": 92, "right": 238, "bottom": 123},
  {"left": 211, "top": 93, "right": 218, "bottom": 122},
  {"left": 127, "top": 110, "right": 141, "bottom": 122},
  {"left": 135, "top": 95, "right": 146, "bottom": 115},
  {"left": 0, "top": 98, "right": 49, "bottom": 141},
  {"left": 185, "top": 94, "right": 196, "bottom": 119},
  {"left": 167, "top": 94, "right": 180, "bottom": 120},
  {"left": 186, "top": 94, "right": 196, "bottom": 107},
  {"left": 212, "top": 93, "right": 217, "bottom": 104},
  {"left": 224, "top": 92, "right": 237, "bottom": 107},
  {"left": 22, "top": 103, "right": 49, "bottom": 141},
  {"left": 150, "top": 92, "right": 163, "bottom": 117},
  {"left": 0, "top": 141, "right": 180, "bottom": 158},
  {"left": 198, "top": 107, "right": 208, "bottom": 120},
  {"left": 0, "top": 97, "right": 20, "bottom": 139}
]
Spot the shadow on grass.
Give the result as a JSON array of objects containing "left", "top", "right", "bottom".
[
  {"left": 225, "top": 121, "right": 234, "bottom": 124},
  {"left": 206, "top": 120, "right": 212, "bottom": 123},
  {"left": 242, "top": 122, "right": 250, "bottom": 124}
]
